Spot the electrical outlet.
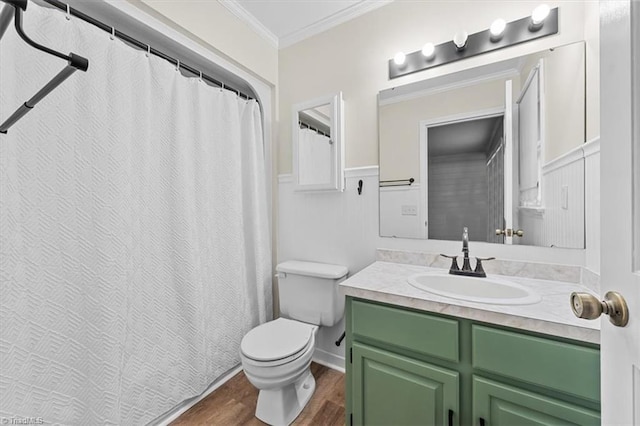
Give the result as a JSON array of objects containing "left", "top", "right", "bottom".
[
  {"left": 401, "top": 205, "right": 418, "bottom": 216},
  {"left": 561, "top": 185, "right": 569, "bottom": 209}
]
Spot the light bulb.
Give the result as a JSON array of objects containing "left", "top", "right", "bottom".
[
  {"left": 453, "top": 31, "right": 468, "bottom": 50},
  {"left": 421, "top": 42, "right": 435, "bottom": 59},
  {"left": 531, "top": 4, "right": 550, "bottom": 26},
  {"left": 490, "top": 18, "right": 506, "bottom": 38},
  {"left": 393, "top": 51, "right": 406, "bottom": 66}
]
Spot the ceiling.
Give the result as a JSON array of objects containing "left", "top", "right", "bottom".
[
  {"left": 428, "top": 116, "right": 503, "bottom": 157},
  {"left": 225, "top": 0, "right": 391, "bottom": 48}
]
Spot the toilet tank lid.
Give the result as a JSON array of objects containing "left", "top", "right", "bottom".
[{"left": 276, "top": 260, "right": 348, "bottom": 279}]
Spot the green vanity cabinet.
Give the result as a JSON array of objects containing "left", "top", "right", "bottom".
[
  {"left": 472, "top": 377, "right": 600, "bottom": 426},
  {"left": 345, "top": 297, "right": 601, "bottom": 426},
  {"left": 352, "top": 342, "right": 460, "bottom": 426}
]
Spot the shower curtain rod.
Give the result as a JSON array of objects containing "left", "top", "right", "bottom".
[
  {"left": 39, "top": 0, "right": 256, "bottom": 101},
  {"left": 0, "top": 0, "right": 89, "bottom": 134},
  {"left": 298, "top": 121, "right": 329, "bottom": 138}
]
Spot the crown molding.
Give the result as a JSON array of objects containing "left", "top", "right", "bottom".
[
  {"left": 279, "top": 0, "right": 393, "bottom": 49},
  {"left": 218, "top": 0, "right": 279, "bottom": 49}
]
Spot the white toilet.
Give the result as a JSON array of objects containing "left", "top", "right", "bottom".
[{"left": 240, "top": 260, "right": 348, "bottom": 426}]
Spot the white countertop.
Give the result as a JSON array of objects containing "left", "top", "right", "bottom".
[{"left": 340, "top": 261, "right": 600, "bottom": 344}]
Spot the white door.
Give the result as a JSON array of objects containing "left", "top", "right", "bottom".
[
  {"left": 503, "top": 79, "right": 514, "bottom": 245},
  {"left": 599, "top": 1, "right": 640, "bottom": 424}
]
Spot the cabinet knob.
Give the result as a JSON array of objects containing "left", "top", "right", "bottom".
[{"left": 570, "top": 291, "right": 629, "bottom": 327}]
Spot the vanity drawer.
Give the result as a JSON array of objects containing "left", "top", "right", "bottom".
[
  {"left": 351, "top": 299, "right": 459, "bottom": 362},
  {"left": 472, "top": 325, "right": 600, "bottom": 402}
]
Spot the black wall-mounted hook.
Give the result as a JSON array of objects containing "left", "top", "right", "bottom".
[{"left": 357, "top": 179, "right": 363, "bottom": 195}]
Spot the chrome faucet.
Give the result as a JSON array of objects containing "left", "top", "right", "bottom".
[{"left": 440, "top": 227, "right": 495, "bottom": 278}]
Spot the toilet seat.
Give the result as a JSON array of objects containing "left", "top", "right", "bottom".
[{"left": 241, "top": 318, "right": 316, "bottom": 366}]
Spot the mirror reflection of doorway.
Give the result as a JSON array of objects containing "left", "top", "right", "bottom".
[{"left": 425, "top": 114, "right": 505, "bottom": 243}]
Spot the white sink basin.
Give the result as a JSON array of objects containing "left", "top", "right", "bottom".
[{"left": 407, "top": 270, "right": 541, "bottom": 305}]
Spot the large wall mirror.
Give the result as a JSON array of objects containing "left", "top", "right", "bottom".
[
  {"left": 379, "top": 41, "right": 591, "bottom": 248},
  {"left": 293, "top": 92, "right": 345, "bottom": 192}
]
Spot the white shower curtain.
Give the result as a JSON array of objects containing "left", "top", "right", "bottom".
[
  {"left": 298, "top": 127, "right": 332, "bottom": 185},
  {"left": 0, "top": 3, "right": 271, "bottom": 424}
]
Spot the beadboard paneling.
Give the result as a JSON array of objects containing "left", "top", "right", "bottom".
[
  {"left": 584, "top": 141, "right": 600, "bottom": 273},
  {"left": 518, "top": 139, "right": 600, "bottom": 252},
  {"left": 277, "top": 167, "right": 379, "bottom": 366},
  {"left": 519, "top": 156, "right": 585, "bottom": 248}
]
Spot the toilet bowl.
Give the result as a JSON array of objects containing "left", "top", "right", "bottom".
[
  {"left": 240, "top": 318, "right": 319, "bottom": 426},
  {"left": 240, "top": 260, "right": 348, "bottom": 426}
]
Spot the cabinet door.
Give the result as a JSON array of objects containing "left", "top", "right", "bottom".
[
  {"left": 472, "top": 376, "right": 600, "bottom": 426},
  {"left": 352, "top": 342, "right": 459, "bottom": 426}
]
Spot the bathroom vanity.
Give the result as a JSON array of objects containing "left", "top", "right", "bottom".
[{"left": 341, "top": 258, "right": 601, "bottom": 426}]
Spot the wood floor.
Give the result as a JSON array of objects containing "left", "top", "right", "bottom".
[{"left": 171, "top": 363, "right": 345, "bottom": 426}]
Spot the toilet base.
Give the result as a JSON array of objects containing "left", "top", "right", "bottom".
[{"left": 255, "top": 369, "right": 316, "bottom": 426}]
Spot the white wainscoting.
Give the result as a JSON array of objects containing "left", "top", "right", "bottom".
[
  {"left": 379, "top": 184, "right": 423, "bottom": 239},
  {"left": 518, "top": 140, "right": 600, "bottom": 251},
  {"left": 278, "top": 167, "right": 380, "bottom": 368},
  {"left": 518, "top": 139, "right": 599, "bottom": 252},
  {"left": 519, "top": 147, "right": 586, "bottom": 248}
]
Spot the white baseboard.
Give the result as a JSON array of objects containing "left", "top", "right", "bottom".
[
  {"left": 152, "top": 364, "right": 243, "bottom": 426},
  {"left": 313, "top": 348, "right": 346, "bottom": 373}
]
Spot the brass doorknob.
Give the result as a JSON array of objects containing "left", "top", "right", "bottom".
[
  {"left": 570, "top": 291, "right": 629, "bottom": 327},
  {"left": 495, "top": 228, "right": 524, "bottom": 237}
]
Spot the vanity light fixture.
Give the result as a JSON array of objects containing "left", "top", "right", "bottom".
[
  {"left": 489, "top": 18, "right": 507, "bottom": 41},
  {"left": 453, "top": 31, "right": 468, "bottom": 50},
  {"left": 388, "top": 5, "right": 558, "bottom": 79},
  {"left": 531, "top": 4, "right": 551, "bottom": 29},
  {"left": 393, "top": 51, "right": 406, "bottom": 66},
  {"left": 421, "top": 42, "right": 435, "bottom": 59}
]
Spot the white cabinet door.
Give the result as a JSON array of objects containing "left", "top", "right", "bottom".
[{"left": 599, "top": 1, "right": 640, "bottom": 424}]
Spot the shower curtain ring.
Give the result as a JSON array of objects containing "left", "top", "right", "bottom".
[
  {"left": 199, "top": 71, "right": 203, "bottom": 82},
  {"left": 65, "top": 4, "right": 71, "bottom": 20},
  {"left": 146, "top": 45, "right": 151, "bottom": 57},
  {"left": 110, "top": 27, "right": 115, "bottom": 40},
  {"left": 221, "top": 82, "right": 225, "bottom": 92},
  {"left": 176, "top": 60, "right": 180, "bottom": 72}
]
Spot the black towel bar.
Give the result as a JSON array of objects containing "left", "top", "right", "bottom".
[{"left": 379, "top": 178, "right": 415, "bottom": 187}]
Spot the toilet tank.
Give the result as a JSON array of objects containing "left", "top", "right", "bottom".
[{"left": 276, "top": 260, "right": 348, "bottom": 327}]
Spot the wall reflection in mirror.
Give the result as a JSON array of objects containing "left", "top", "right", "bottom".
[{"left": 379, "top": 42, "right": 590, "bottom": 248}]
